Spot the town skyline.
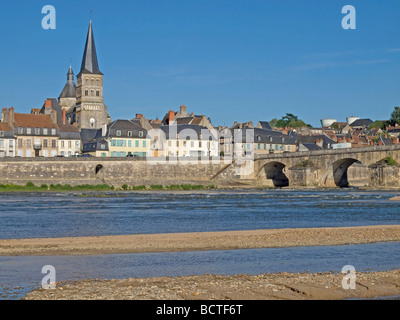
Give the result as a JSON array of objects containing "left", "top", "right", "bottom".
[{"left": 0, "top": 1, "right": 399, "bottom": 128}]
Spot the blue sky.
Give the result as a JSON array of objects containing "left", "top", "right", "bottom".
[{"left": 0, "top": 0, "right": 399, "bottom": 127}]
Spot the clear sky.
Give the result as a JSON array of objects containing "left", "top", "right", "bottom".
[{"left": 0, "top": 0, "right": 399, "bottom": 127}]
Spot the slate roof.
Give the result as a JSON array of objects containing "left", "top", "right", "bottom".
[
  {"left": 349, "top": 119, "right": 373, "bottom": 128},
  {"left": 299, "top": 142, "right": 322, "bottom": 151},
  {"left": 78, "top": 21, "right": 103, "bottom": 76},
  {"left": 58, "top": 124, "right": 81, "bottom": 140},
  {"left": 40, "top": 98, "right": 63, "bottom": 124},
  {"left": 232, "top": 127, "right": 297, "bottom": 145},
  {"left": 257, "top": 121, "right": 272, "bottom": 130},
  {"left": 59, "top": 66, "right": 77, "bottom": 99},
  {"left": 298, "top": 135, "right": 335, "bottom": 149},
  {"left": 159, "top": 124, "right": 217, "bottom": 140}
]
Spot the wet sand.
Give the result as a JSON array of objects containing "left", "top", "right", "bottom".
[
  {"left": 3, "top": 225, "right": 399, "bottom": 300},
  {"left": 1, "top": 225, "right": 400, "bottom": 256},
  {"left": 23, "top": 269, "right": 400, "bottom": 300}
]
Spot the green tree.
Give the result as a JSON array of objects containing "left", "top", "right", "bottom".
[
  {"left": 389, "top": 107, "right": 400, "bottom": 126},
  {"left": 368, "top": 120, "right": 387, "bottom": 130}
]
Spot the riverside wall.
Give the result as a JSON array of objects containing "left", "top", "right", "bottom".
[{"left": 0, "top": 150, "right": 399, "bottom": 188}]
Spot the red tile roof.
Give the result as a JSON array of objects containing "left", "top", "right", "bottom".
[{"left": 13, "top": 113, "right": 58, "bottom": 129}]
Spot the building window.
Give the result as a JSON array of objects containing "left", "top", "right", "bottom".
[
  {"left": 51, "top": 129, "right": 56, "bottom": 135},
  {"left": 85, "top": 90, "right": 89, "bottom": 96},
  {"left": 43, "top": 139, "right": 48, "bottom": 148},
  {"left": 43, "top": 128, "right": 48, "bottom": 135},
  {"left": 100, "top": 144, "right": 105, "bottom": 150},
  {"left": 127, "top": 131, "right": 132, "bottom": 137},
  {"left": 52, "top": 140, "right": 56, "bottom": 148},
  {"left": 18, "top": 127, "right": 23, "bottom": 134},
  {"left": 27, "top": 139, "right": 31, "bottom": 147},
  {"left": 135, "top": 140, "right": 139, "bottom": 147},
  {"left": 35, "top": 128, "right": 40, "bottom": 135},
  {"left": 90, "top": 118, "right": 95, "bottom": 128},
  {"left": 116, "top": 130, "right": 121, "bottom": 137},
  {"left": 75, "top": 141, "right": 80, "bottom": 148},
  {"left": 128, "top": 140, "right": 132, "bottom": 147},
  {"left": 0, "top": 140, "right": 3, "bottom": 148},
  {"left": 96, "top": 91, "right": 100, "bottom": 97},
  {"left": 18, "top": 139, "right": 22, "bottom": 147},
  {"left": 143, "top": 140, "right": 147, "bottom": 148},
  {"left": 139, "top": 131, "right": 143, "bottom": 137},
  {"left": 68, "top": 141, "right": 72, "bottom": 148},
  {"left": 27, "top": 127, "right": 31, "bottom": 134},
  {"left": 61, "top": 141, "right": 64, "bottom": 148}
]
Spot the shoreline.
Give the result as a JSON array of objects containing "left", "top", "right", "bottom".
[
  {"left": 23, "top": 269, "right": 400, "bottom": 300},
  {"left": 1, "top": 225, "right": 400, "bottom": 256}
]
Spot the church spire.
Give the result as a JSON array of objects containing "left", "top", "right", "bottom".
[
  {"left": 79, "top": 20, "right": 102, "bottom": 76},
  {"left": 59, "top": 65, "right": 76, "bottom": 99}
]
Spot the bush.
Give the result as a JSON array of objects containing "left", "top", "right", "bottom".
[
  {"left": 121, "top": 184, "right": 129, "bottom": 190},
  {"left": 131, "top": 185, "right": 146, "bottom": 190},
  {"left": 385, "top": 156, "right": 398, "bottom": 166},
  {"left": 150, "top": 185, "right": 164, "bottom": 190},
  {"left": 40, "top": 184, "right": 48, "bottom": 189},
  {"left": 26, "top": 182, "right": 35, "bottom": 188}
]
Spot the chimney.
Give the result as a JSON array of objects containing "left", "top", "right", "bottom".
[
  {"left": 136, "top": 113, "right": 143, "bottom": 119},
  {"left": 9, "top": 107, "right": 15, "bottom": 126},
  {"left": 101, "top": 124, "right": 107, "bottom": 137},
  {"left": 50, "top": 109, "right": 57, "bottom": 124},
  {"left": 62, "top": 109, "right": 66, "bottom": 125},
  {"left": 168, "top": 110, "right": 175, "bottom": 124},
  {"left": 45, "top": 99, "right": 52, "bottom": 108},
  {"left": 180, "top": 105, "right": 187, "bottom": 116}
]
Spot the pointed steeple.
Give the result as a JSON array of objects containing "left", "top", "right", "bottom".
[
  {"left": 79, "top": 20, "right": 102, "bottom": 76},
  {"left": 59, "top": 65, "right": 77, "bottom": 99}
]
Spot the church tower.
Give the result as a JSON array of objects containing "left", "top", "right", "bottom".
[
  {"left": 75, "top": 20, "right": 108, "bottom": 130},
  {"left": 58, "top": 65, "right": 77, "bottom": 112}
]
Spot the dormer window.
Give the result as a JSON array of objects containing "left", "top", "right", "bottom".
[
  {"left": 139, "top": 131, "right": 143, "bottom": 138},
  {"left": 18, "top": 127, "right": 23, "bottom": 134},
  {"left": 116, "top": 130, "right": 121, "bottom": 137},
  {"left": 43, "top": 128, "right": 48, "bottom": 135},
  {"left": 27, "top": 127, "right": 31, "bottom": 135},
  {"left": 35, "top": 128, "right": 40, "bottom": 135},
  {"left": 127, "top": 131, "right": 132, "bottom": 137}
]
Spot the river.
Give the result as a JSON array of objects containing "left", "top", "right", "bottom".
[{"left": 0, "top": 188, "right": 399, "bottom": 299}]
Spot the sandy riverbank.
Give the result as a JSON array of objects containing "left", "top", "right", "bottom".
[
  {"left": 1, "top": 225, "right": 400, "bottom": 256},
  {"left": 23, "top": 269, "right": 400, "bottom": 300}
]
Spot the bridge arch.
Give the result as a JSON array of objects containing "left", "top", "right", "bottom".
[
  {"left": 332, "top": 158, "right": 361, "bottom": 187},
  {"left": 260, "top": 161, "right": 289, "bottom": 187}
]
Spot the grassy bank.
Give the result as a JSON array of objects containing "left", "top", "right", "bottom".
[{"left": 0, "top": 182, "right": 217, "bottom": 192}]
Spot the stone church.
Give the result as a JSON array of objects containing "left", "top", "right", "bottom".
[{"left": 59, "top": 21, "right": 110, "bottom": 130}]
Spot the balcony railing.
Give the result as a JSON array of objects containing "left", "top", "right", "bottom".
[{"left": 33, "top": 144, "right": 42, "bottom": 150}]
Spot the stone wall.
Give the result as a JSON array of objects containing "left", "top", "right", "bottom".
[{"left": 0, "top": 158, "right": 231, "bottom": 187}]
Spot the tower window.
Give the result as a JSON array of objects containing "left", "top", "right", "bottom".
[
  {"left": 96, "top": 91, "right": 100, "bottom": 97},
  {"left": 85, "top": 90, "right": 89, "bottom": 96},
  {"left": 90, "top": 118, "right": 95, "bottom": 128}
]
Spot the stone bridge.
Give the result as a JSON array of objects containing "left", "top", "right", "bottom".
[
  {"left": 245, "top": 145, "right": 400, "bottom": 188},
  {"left": 0, "top": 145, "right": 399, "bottom": 188}
]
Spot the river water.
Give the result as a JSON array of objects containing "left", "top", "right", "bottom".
[{"left": 0, "top": 188, "right": 399, "bottom": 299}]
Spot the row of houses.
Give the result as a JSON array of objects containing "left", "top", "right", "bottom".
[
  {"left": 81, "top": 105, "right": 297, "bottom": 158},
  {"left": 2, "top": 100, "right": 399, "bottom": 159},
  {"left": 0, "top": 103, "right": 300, "bottom": 158}
]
